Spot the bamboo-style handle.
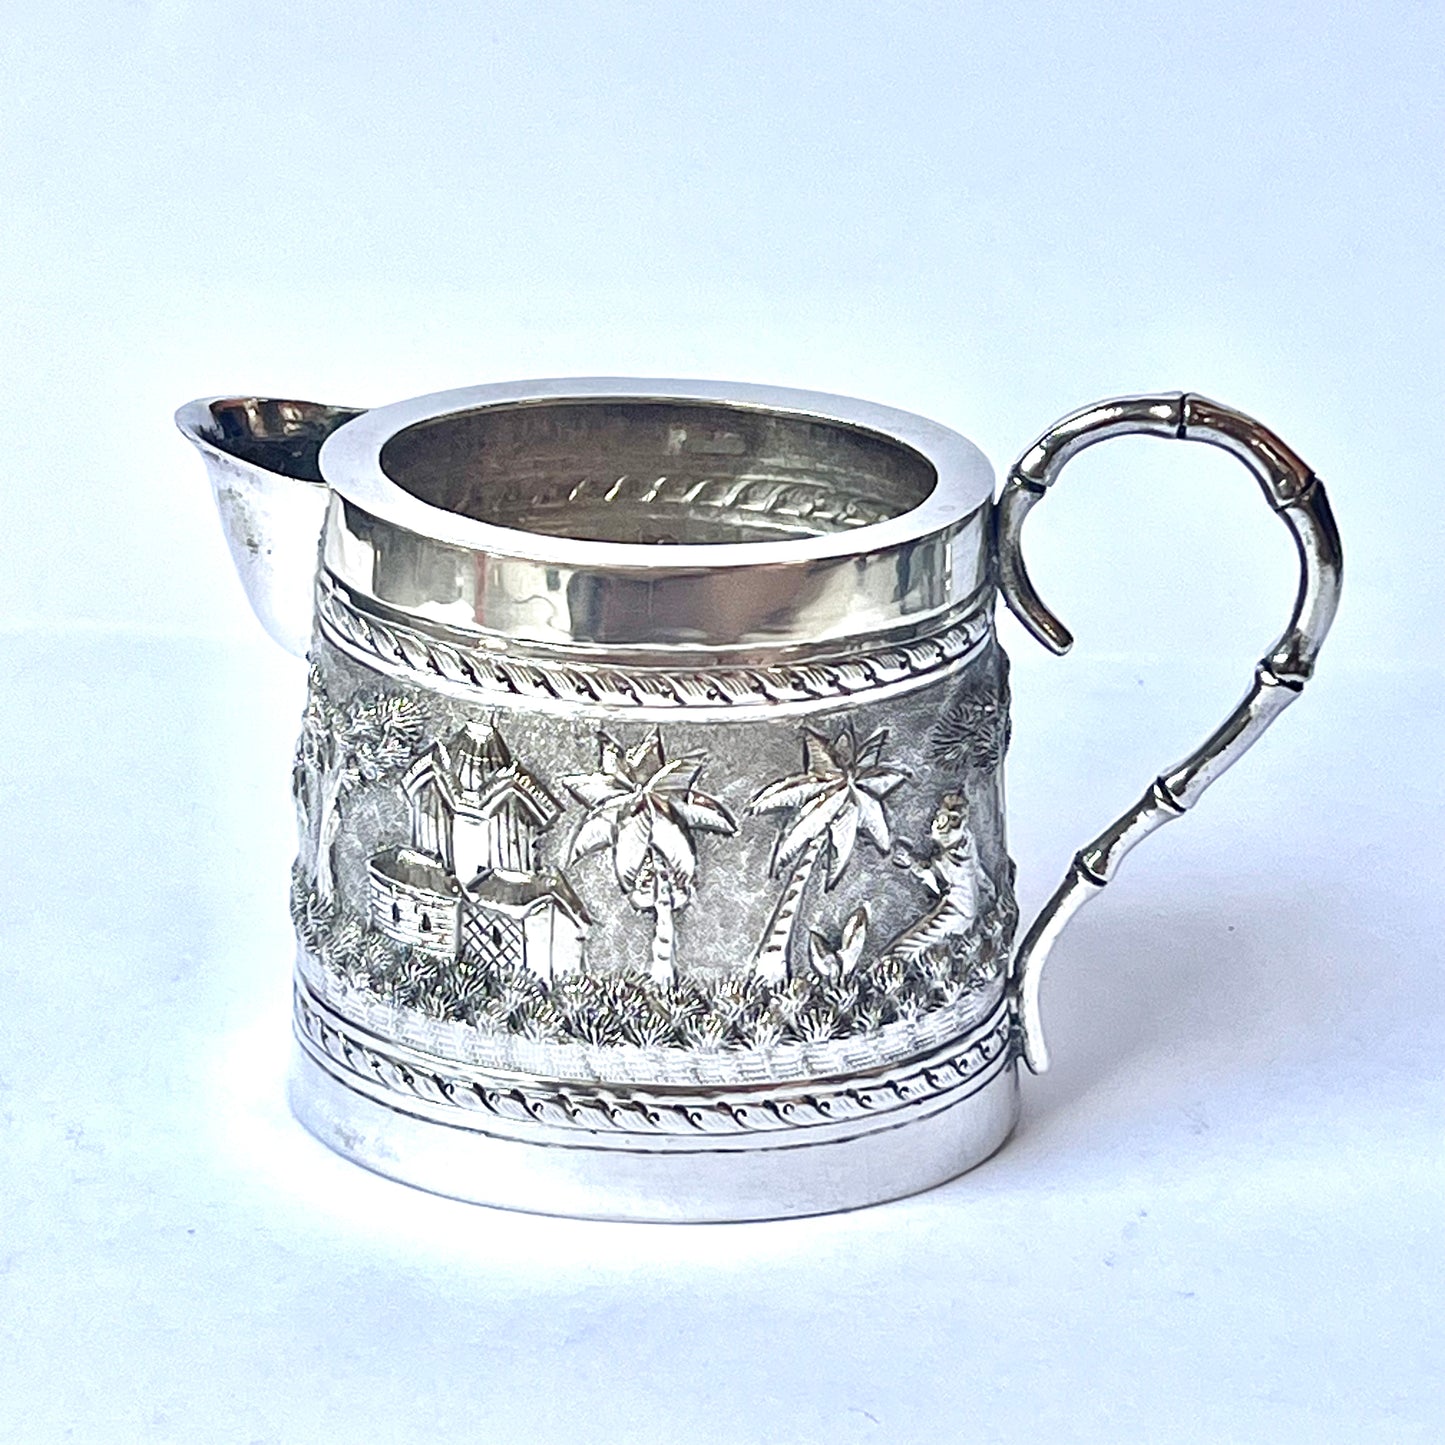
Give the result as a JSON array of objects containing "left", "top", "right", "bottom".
[{"left": 997, "top": 393, "right": 1343, "bottom": 1072}]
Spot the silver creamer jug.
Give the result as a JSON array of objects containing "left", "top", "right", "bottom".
[{"left": 177, "top": 379, "right": 1341, "bottom": 1220}]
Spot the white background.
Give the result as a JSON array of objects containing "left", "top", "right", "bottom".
[{"left": 2, "top": 3, "right": 1441, "bottom": 1441}]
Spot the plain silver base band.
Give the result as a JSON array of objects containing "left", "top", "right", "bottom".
[{"left": 288, "top": 1047, "right": 1022, "bottom": 1222}]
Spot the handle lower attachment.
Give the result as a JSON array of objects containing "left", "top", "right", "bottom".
[{"left": 998, "top": 393, "right": 1342, "bottom": 1072}]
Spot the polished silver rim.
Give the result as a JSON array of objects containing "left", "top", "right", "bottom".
[{"left": 318, "top": 376, "right": 995, "bottom": 569}]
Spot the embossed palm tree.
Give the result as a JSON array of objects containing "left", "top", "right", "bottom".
[
  {"left": 562, "top": 732, "right": 737, "bottom": 985},
  {"left": 929, "top": 645, "right": 1011, "bottom": 773},
  {"left": 748, "top": 726, "right": 909, "bottom": 983}
]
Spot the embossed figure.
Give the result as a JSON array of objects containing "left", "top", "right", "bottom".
[
  {"left": 368, "top": 722, "right": 589, "bottom": 983},
  {"left": 749, "top": 726, "right": 909, "bottom": 983},
  {"left": 886, "top": 792, "right": 985, "bottom": 965},
  {"left": 562, "top": 731, "right": 737, "bottom": 985}
]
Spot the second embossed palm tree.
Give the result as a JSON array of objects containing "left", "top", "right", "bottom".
[{"left": 749, "top": 726, "right": 910, "bottom": 983}]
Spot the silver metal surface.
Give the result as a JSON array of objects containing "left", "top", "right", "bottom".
[
  {"left": 287, "top": 632, "right": 1016, "bottom": 1081},
  {"left": 317, "top": 378, "right": 996, "bottom": 650},
  {"left": 176, "top": 397, "right": 362, "bottom": 656},
  {"left": 997, "top": 392, "right": 1343, "bottom": 1072},
  {"left": 289, "top": 1030, "right": 1021, "bottom": 1222},
  {"left": 177, "top": 378, "right": 1340, "bottom": 1219}
]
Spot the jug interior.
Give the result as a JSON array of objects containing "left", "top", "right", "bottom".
[
  {"left": 378, "top": 401, "right": 938, "bottom": 545},
  {"left": 203, "top": 398, "right": 363, "bottom": 481}
]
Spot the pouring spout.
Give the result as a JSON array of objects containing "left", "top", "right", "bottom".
[{"left": 176, "top": 396, "right": 363, "bottom": 657}]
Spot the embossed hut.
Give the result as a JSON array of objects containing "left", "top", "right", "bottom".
[
  {"left": 367, "top": 846, "right": 461, "bottom": 957},
  {"left": 367, "top": 722, "right": 589, "bottom": 982}
]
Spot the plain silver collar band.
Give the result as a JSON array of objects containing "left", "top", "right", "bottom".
[{"left": 317, "top": 378, "right": 996, "bottom": 652}]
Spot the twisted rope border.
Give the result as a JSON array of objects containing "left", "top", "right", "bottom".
[
  {"left": 316, "top": 575, "right": 991, "bottom": 711},
  {"left": 294, "top": 980, "right": 1015, "bottom": 1138}
]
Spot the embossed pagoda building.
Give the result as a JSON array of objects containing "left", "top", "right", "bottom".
[{"left": 368, "top": 723, "right": 588, "bottom": 981}]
